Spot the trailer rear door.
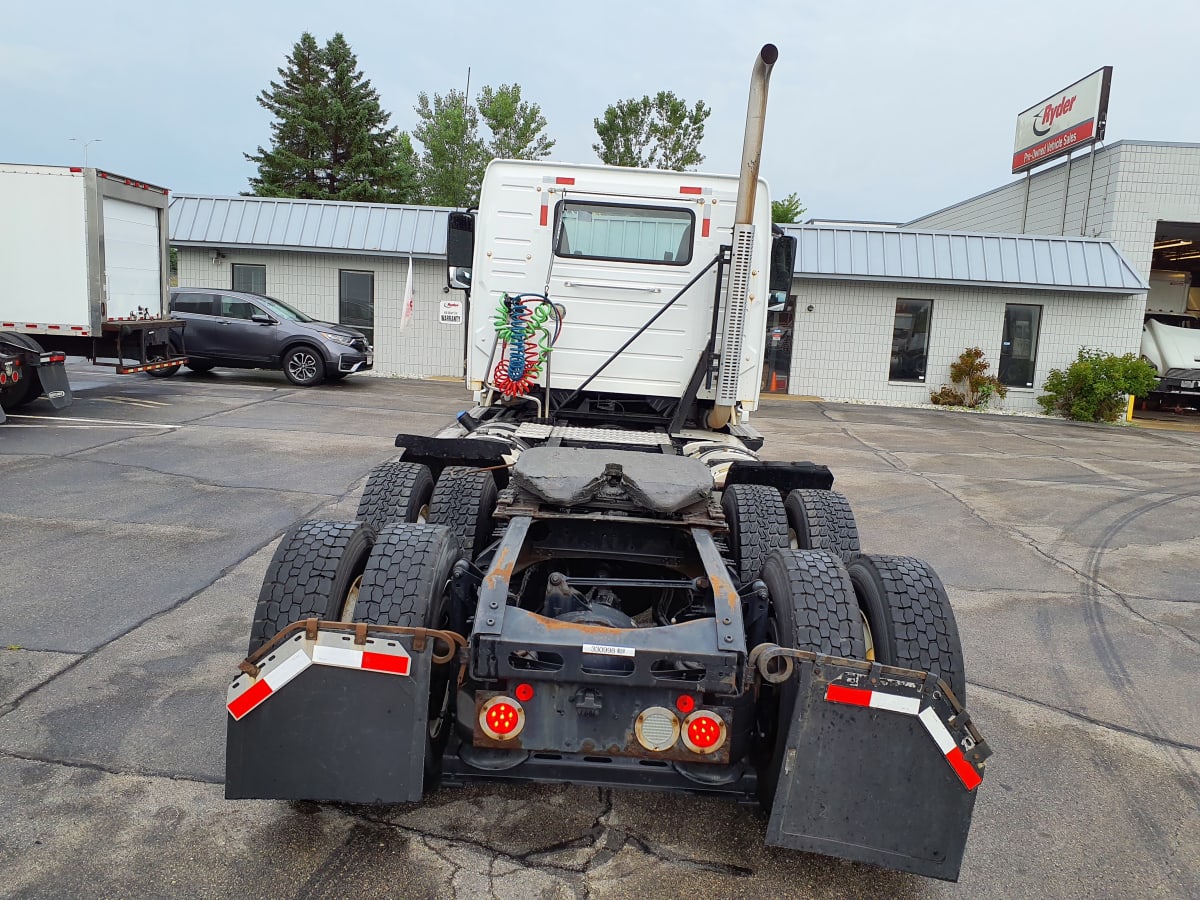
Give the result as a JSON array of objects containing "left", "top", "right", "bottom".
[{"left": 102, "top": 197, "right": 162, "bottom": 318}]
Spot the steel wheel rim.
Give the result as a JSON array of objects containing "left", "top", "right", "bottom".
[
  {"left": 860, "top": 609, "right": 876, "bottom": 662},
  {"left": 288, "top": 352, "right": 319, "bottom": 382},
  {"left": 339, "top": 574, "right": 363, "bottom": 621}
]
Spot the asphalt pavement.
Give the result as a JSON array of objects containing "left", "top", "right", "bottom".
[{"left": 1, "top": 364, "right": 1197, "bottom": 899}]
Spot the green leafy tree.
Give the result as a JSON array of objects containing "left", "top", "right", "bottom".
[
  {"left": 413, "top": 84, "right": 554, "bottom": 207},
  {"left": 478, "top": 84, "right": 555, "bottom": 161},
  {"left": 771, "top": 192, "right": 806, "bottom": 224},
  {"left": 1038, "top": 349, "right": 1159, "bottom": 422},
  {"left": 412, "top": 89, "right": 486, "bottom": 208},
  {"left": 593, "top": 91, "right": 711, "bottom": 170},
  {"left": 246, "top": 32, "right": 417, "bottom": 202}
]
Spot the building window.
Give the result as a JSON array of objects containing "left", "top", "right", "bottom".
[
  {"left": 339, "top": 269, "right": 374, "bottom": 344},
  {"left": 890, "top": 299, "right": 932, "bottom": 381},
  {"left": 999, "top": 304, "right": 1041, "bottom": 388},
  {"left": 231, "top": 263, "right": 266, "bottom": 294}
]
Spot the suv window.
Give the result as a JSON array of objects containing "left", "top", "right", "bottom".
[
  {"left": 172, "top": 293, "right": 216, "bottom": 315},
  {"left": 219, "top": 296, "right": 264, "bottom": 320}
]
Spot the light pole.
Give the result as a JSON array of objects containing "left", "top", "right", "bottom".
[{"left": 69, "top": 138, "right": 102, "bottom": 167}]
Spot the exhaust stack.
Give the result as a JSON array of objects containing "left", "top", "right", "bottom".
[{"left": 707, "top": 43, "right": 777, "bottom": 431}]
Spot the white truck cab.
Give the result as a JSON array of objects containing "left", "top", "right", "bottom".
[{"left": 459, "top": 160, "right": 778, "bottom": 422}]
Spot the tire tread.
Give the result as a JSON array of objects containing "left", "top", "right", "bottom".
[
  {"left": 356, "top": 460, "right": 434, "bottom": 532},
  {"left": 722, "top": 484, "right": 789, "bottom": 583},
  {"left": 849, "top": 553, "right": 966, "bottom": 702},
  {"left": 249, "top": 520, "right": 373, "bottom": 654}
]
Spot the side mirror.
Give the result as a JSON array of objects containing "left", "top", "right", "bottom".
[
  {"left": 251, "top": 314, "right": 277, "bottom": 325},
  {"left": 769, "top": 233, "right": 797, "bottom": 294},
  {"left": 446, "top": 211, "right": 475, "bottom": 291}
]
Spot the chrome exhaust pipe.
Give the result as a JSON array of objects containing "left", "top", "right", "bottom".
[
  {"left": 708, "top": 43, "right": 777, "bottom": 431},
  {"left": 734, "top": 43, "right": 778, "bottom": 228}
]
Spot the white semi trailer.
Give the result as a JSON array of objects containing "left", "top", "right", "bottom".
[
  {"left": 225, "top": 45, "right": 991, "bottom": 881},
  {"left": 0, "top": 164, "right": 187, "bottom": 418}
]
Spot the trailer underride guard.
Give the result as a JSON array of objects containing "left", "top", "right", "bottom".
[{"left": 224, "top": 45, "right": 991, "bottom": 881}]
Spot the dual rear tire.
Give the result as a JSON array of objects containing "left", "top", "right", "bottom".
[{"left": 248, "top": 518, "right": 467, "bottom": 790}]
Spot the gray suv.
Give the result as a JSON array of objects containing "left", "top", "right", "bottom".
[{"left": 163, "top": 289, "right": 373, "bottom": 386}]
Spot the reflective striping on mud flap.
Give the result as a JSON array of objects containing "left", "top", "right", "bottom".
[
  {"left": 226, "top": 631, "right": 411, "bottom": 721},
  {"left": 824, "top": 683, "right": 982, "bottom": 790}
]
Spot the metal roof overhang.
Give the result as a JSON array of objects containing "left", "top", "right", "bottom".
[
  {"left": 791, "top": 272, "right": 1143, "bottom": 294},
  {"left": 785, "top": 224, "right": 1148, "bottom": 295}
]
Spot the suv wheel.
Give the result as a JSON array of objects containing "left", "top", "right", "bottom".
[{"left": 283, "top": 345, "right": 325, "bottom": 386}]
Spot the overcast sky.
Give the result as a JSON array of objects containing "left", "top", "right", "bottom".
[{"left": 5, "top": 1, "right": 1198, "bottom": 223}]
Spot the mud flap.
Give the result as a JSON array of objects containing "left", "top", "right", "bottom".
[
  {"left": 36, "top": 361, "right": 72, "bottom": 409},
  {"left": 765, "top": 658, "right": 990, "bottom": 881},
  {"left": 225, "top": 629, "right": 433, "bottom": 804}
]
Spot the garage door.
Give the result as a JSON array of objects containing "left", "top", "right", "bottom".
[{"left": 103, "top": 197, "right": 162, "bottom": 317}]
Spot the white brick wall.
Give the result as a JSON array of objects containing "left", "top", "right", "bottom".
[
  {"left": 177, "top": 248, "right": 462, "bottom": 378},
  {"left": 787, "top": 278, "right": 1146, "bottom": 412}
]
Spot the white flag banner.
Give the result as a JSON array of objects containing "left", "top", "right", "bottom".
[{"left": 400, "top": 256, "right": 415, "bottom": 332}]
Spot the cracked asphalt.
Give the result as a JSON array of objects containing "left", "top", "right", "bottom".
[{"left": 1, "top": 365, "right": 1197, "bottom": 899}]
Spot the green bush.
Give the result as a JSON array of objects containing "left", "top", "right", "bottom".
[{"left": 1037, "top": 349, "right": 1160, "bottom": 422}]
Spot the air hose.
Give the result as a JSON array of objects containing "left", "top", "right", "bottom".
[{"left": 491, "top": 293, "right": 562, "bottom": 398}]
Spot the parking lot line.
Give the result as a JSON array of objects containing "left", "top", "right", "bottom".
[{"left": 3, "top": 415, "right": 180, "bottom": 429}]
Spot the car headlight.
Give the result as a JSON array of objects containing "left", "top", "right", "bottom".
[{"left": 319, "top": 331, "right": 355, "bottom": 346}]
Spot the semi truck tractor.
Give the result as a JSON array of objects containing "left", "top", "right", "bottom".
[
  {"left": 224, "top": 45, "right": 990, "bottom": 881},
  {"left": 0, "top": 164, "right": 187, "bottom": 419}
]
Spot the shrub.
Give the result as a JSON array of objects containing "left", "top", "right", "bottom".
[
  {"left": 1037, "top": 349, "right": 1160, "bottom": 422},
  {"left": 930, "top": 348, "right": 1007, "bottom": 409},
  {"left": 929, "top": 386, "right": 966, "bottom": 406}
]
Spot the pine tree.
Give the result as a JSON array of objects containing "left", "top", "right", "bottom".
[{"left": 247, "top": 32, "right": 417, "bottom": 203}]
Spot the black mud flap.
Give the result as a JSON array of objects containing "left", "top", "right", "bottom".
[
  {"left": 36, "top": 361, "right": 73, "bottom": 409},
  {"left": 225, "top": 629, "right": 432, "bottom": 804},
  {"left": 765, "top": 658, "right": 990, "bottom": 881}
]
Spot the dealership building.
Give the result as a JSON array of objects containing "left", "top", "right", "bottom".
[{"left": 169, "top": 67, "right": 1199, "bottom": 413}]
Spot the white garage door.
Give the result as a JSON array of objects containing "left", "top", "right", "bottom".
[{"left": 103, "top": 197, "right": 162, "bottom": 317}]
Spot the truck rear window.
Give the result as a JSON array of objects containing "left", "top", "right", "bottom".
[{"left": 555, "top": 201, "right": 694, "bottom": 266}]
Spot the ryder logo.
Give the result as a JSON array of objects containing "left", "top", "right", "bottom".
[{"left": 1032, "top": 94, "right": 1078, "bottom": 136}]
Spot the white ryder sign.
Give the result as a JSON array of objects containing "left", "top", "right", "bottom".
[{"left": 1012, "top": 67, "right": 1111, "bottom": 174}]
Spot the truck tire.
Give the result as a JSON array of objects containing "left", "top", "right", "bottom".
[
  {"left": 846, "top": 554, "right": 967, "bottom": 704},
  {"left": 355, "top": 523, "right": 465, "bottom": 787},
  {"left": 0, "top": 333, "right": 42, "bottom": 411},
  {"left": 356, "top": 460, "right": 435, "bottom": 533},
  {"left": 428, "top": 466, "right": 497, "bottom": 560},
  {"left": 721, "top": 484, "right": 788, "bottom": 583},
  {"left": 185, "top": 360, "right": 215, "bottom": 373},
  {"left": 247, "top": 520, "right": 375, "bottom": 656},
  {"left": 282, "top": 345, "right": 326, "bottom": 387},
  {"left": 784, "top": 489, "right": 860, "bottom": 562},
  {"left": 756, "top": 549, "right": 865, "bottom": 810},
  {"left": 0, "top": 369, "right": 37, "bottom": 411}
]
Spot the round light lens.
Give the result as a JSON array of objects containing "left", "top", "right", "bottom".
[
  {"left": 681, "top": 711, "right": 727, "bottom": 754},
  {"left": 675, "top": 694, "right": 696, "bottom": 714},
  {"left": 634, "top": 706, "right": 680, "bottom": 752},
  {"left": 479, "top": 696, "right": 525, "bottom": 741},
  {"left": 515, "top": 682, "right": 535, "bottom": 702}
]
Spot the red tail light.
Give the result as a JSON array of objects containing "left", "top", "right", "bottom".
[
  {"left": 479, "top": 696, "right": 525, "bottom": 741},
  {"left": 681, "top": 710, "right": 727, "bottom": 754}
]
